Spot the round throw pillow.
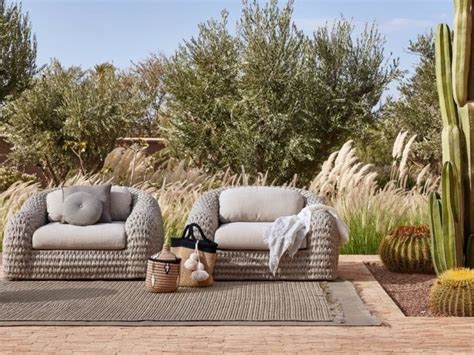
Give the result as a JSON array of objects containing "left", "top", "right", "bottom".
[{"left": 62, "top": 192, "right": 103, "bottom": 226}]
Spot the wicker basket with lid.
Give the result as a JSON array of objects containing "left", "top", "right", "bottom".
[{"left": 145, "top": 245, "right": 181, "bottom": 293}]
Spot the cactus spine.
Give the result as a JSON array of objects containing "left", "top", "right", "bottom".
[
  {"left": 379, "top": 225, "right": 434, "bottom": 274},
  {"left": 429, "top": 268, "right": 474, "bottom": 317},
  {"left": 429, "top": 0, "right": 474, "bottom": 274}
]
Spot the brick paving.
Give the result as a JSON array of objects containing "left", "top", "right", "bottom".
[{"left": 0, "top": 255, "right": 473, "bottom": 354}]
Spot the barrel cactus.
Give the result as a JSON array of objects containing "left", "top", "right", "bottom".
[
  {"left": 379, "top": 225, "right": 434, "bottom": 274},
  {"left": 429, "top": 0, "right": 474, "bottom": 274},
  {"left": 429, "top": 268, "right": 474, "bottom": 316}
]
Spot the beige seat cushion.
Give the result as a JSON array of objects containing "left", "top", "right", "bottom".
[
  {"left": 219, "top": 187, "right": 304, "bottom": 223},
  {"left": 32, "top": 222, "right": 127, "bottom": 250},
  {"left": 214, "top": 222, "right": 307, "bottom": 251}
]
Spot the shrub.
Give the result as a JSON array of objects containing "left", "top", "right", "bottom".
[
  {"left": 0, "top": 0, "right": 37, "bottom": 107},
  {"left": 0, "top": 166, "right": 37, "bottom": 192},
  {"left": 365, "top": 32, "right": 441, "bottom": 172},
  {"left": 379, "top": 225, "right": 434, "bottom": 274},
  {"left": 2, "top": 61, "right": 148, "bottom": 185},
  {"left": 164, "top": 0, "right": 400, "bottom": 183},
  {"left": 429, "top": 268, "right": 474, "bottom": 317}
]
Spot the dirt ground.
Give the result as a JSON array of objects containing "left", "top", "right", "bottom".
[{"left": 366, "top": 262, "right": 436, "bottom": 317}]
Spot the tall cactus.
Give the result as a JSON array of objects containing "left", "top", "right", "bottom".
[{"left": 429, "top": 0, "right": 474, "bottom": 274}]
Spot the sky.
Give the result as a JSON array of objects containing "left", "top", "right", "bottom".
[{"left": 14, "top": 0, "right": 452, "bottom": 96}]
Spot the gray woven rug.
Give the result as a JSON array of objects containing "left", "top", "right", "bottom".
[{"left": 0, "top": 280, "right": 380, "bottom": 326}]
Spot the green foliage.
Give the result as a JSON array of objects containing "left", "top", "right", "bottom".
[
  {"left": 164, "top": 10, "right": 245, "bottom": 170},
  {"left": 0, "top": 0, "right": 37, "bottom": 108},
  {"left": 429, "top": 268, "right": 474, "bottom": 317},
  {"left": 379, "top": 225, "right": 434, "bottom": 274},
  {"left": 0, "top": 166, "right": 36, "bottom": 192},
  {"left": 364, "top": 32, "right": 441, "bottom": 171},
  {"left": 2, "top": 61, "right": 146, "bottom": 184},
  {"left": 128, "top": 54, "right": 167, "bottom": 137},
  {"left": 340, "top": 206, "right": 429, "bottom": 255},
  {"left": 163, "top": 0, "right": 399, "bottom": 183}
]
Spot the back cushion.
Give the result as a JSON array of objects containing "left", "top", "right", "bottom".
[
  {"left": 110, "top": 186, "right": 133, "bottom": 221},
  {"left": 46, "top": 185, "right": 132, "bottom": 222},
  {"left": 219, "top": 187, "right": 304, "bottom": 223},
  {"left": 46, "top": 189, "right": 63, "bottom": 222}
]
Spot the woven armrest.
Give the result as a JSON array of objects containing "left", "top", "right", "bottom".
[
  {"left": 3, "top": 190, "right": 48, "bottom": 277},
  {"left": 186, "top": 188, "right": 222, "bottom": 240},
  {"left": 125, "top": 187, "right": 163, "bottom": 260}
]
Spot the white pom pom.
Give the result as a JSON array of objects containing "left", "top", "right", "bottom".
[
  {"left": 190, "top": 253, "right": 199, "bottom": 262},
  {"left": 184, "top": 258, "right": 198, "bottom": 271},
  {"left": 196, "top": 262, "right": 205, "bottom": 271},
  {"left": 191, "top": 269, "right": 209, "bottom": 281}
]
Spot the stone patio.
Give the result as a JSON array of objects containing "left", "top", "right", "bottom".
[{"left": 0, "top": 255, "right": 473, "bottom": 353}]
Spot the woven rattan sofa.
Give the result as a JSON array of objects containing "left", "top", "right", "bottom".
[
  {"left": 3, "top": 187, "right": 163, "bottom": 280},
  {"left": 187, "top": 186, "right": 340, "bottom": 280}
]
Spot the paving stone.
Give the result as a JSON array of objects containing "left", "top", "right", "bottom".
[{"left": 0, "top": 255, "right": 473, "bottom": 353}]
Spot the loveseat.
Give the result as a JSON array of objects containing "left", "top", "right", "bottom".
[{"left": 187, "top": 186, "right": 341, "bottom": 280}]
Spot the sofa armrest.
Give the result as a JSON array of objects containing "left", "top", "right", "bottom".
[
  {"left": 294, "top": 188, "right": 340, "bottom": 249},
  {"left": 297, "top": 188, "right": 326, "bottom": 206},
  {"left": 186, "top": 188, "right": 222, "bottom": 240},
  {"left": 306, "top": 208, "right": 341, "bottom": 253},
  {"left": 3, "top": 190, "right": 48, "bottom": 275},
  {"left": 125, "top": 188, "right": 163, "bottom": 259}
]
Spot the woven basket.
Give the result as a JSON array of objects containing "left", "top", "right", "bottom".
[
  {"left": 171, "top": 223, "right": 218, "bottom": 287},
  {"left": 145, "top": 246, "right": 181, "bottom": 293}
]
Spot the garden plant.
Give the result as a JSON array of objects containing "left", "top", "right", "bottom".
[
  {"left": 0, "top": 0, "right": 473, "bottom": 332},
  {"left": 429, "top": 268, "right": 474, "bottom": 316},
  {"left": 429, "top": 0, "right": 474, "bottom": 273},
  {"left": 379, "top": 225, "right": 434, "bottom": 274}
]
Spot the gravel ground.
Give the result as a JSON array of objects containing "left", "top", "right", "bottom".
[{"left": 365, "top": 262, "right": 436, "bottom": 317}]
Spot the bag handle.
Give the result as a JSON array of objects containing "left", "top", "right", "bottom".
[{"left": 181, "top": 223, "right": 212, "bottom": 242}]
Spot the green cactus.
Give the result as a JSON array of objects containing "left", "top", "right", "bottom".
[
  {"left": 379, "top": 225, "right": 434, "bottom": 274},
  {"left": 452, "top": 0, "right": 472, "bottom": 106},
  {"left": 429, "top": 268, "right": 474, "bottom": 317},
  {"left": 429, "top": 0, "right": 474, "bottom": 273}
]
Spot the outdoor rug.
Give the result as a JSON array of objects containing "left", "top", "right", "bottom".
[{"left": 0, "top": 280, "right": 380, "bottom": 326}]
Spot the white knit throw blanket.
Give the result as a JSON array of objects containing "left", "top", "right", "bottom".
[{"left": 263, "top": 203, "right": 349, "bottom": 275}]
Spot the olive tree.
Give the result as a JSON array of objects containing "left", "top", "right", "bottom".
[
  {"left": 163, "top": 0, "right": 400, "bottom": 182},
  {"left": 0, "top": 0, "right": 37, "bottom": 107},
  {"left": 378, "top": 33, "right": 441, "bottom": 171},
  {"left": 2, "top": 61, "right": 145, "bottom": 184}
]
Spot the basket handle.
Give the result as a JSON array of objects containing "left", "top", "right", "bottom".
[{"left": 181, "top": 223, "right": 212, "bottom": 242}]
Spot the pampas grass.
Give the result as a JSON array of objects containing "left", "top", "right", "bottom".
[
  {"left": 310, "top": 135, "right": 436, "bottom": 254},
  {"left": 0, "top": 135, "right": 436, "bottom": 254},
  {"left": 0, "top": 180, "right": 42, "bottom": 247}
]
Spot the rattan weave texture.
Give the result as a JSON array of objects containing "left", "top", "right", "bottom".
[
  {"left": 187, "top": 187, "right": 340, "bottom": 280},
  {"left": 3, "top": 187, "right": 163, "bottom": 280}
]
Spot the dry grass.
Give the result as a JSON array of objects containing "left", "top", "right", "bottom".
[
  {"left": 309, "top": 132, "right": 437, "bottom": 254},
  {"left": 0, "top": 180, "right": 43, "bottom": 234},
  {"left": 0, "top": 132, "right": 436, "bottom": 254}
]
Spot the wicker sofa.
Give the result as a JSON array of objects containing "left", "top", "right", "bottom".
[
  {"left": 3, "top": 187, "right": 163, "bottom": 280},
  {"left": 187, "top": 186, "right": 341, "bottom": 280}
]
